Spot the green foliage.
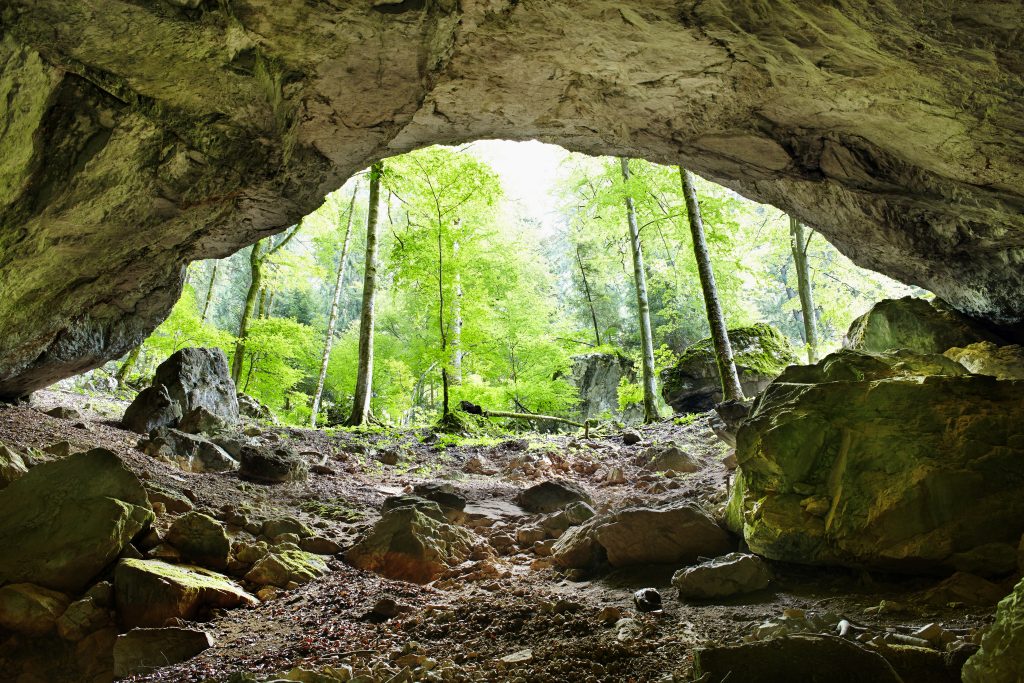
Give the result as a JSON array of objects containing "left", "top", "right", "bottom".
[
  {"left": 234, "top": 317, "right": 318, "bottom": 410},
  {"left": 617, "top": 375, "right": 644, "bottom": 412}
]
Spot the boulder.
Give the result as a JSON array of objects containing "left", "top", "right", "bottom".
[
  {"left": 261, "top": 517, "right": 314, "bottom": 540},
  {"left": 165, "top": 512, "right": 231, "bottom": 570},
  {"left": 239, "top": 443, "right": 308, "bottom": 483},
  {"left": 113, "top": 627, "right": 214, "bottom": 678},
  {"left": 154, "top": 347, "right": 239, "bottom": 423},
  {"left": 0, "top": 449, "right": 154, "bottom": 593},
  {"left": 540, "top": 501, "right": 596, "bottom": 537},
  {"left": 114, "top": 558, "right": 257, "bottom": 628},
  {"left": 661, "top": 323, "right": 798, "bottom": 413},
  {"left": 412, "top": 482, "right": 467, "bottom": 512},
  {"left": 142, "top": 427, "right": 238, "bottom": 473},
  {"left": 516, "top": 479, "right": 592, "bottom": 514},
  {"left": 55, "top": 595, "right": 111, "bottom": 641},
  {"left": 640, "top": 443, "right": 702, "bottom": 473},
  {"left": 45, "top": 406, "right": 83, "bottom": 420},
  {"left": 144, "top": 483, "right": 194, "bottom": 514},
  {"left": 178, "top": 406, "right": 227, "bottom": 435},
  {"left": 244, "top": 550, "right": 329, "bottom": 588},
  {"left": 945, "top": 342, "right": 1024, "bottom": 380},
  {"left": 0, "top": 442, "right": 29, "bottom": 488},
  {"left": 693, "top": 635, "right": 903, "bottom": 683},
  {"left": 565, "top": 352, "right": 640, "bottom": 422},
  {"left": 345, "top": 506, "right": 481, "bottom": 583},
  {"left": 237, "top": 392, "right": 277, "bottom": 423},
  {"left": 962, "top": 575, "right": 1024, "bottom": 683},
  {"left": 552, "top": 503, "right": 733, "bottom": 569},
  {"left": 0, "top": 583, "right": 70, "bottom": 636},
  {"left": 122, "top": 384, "right": 182, "bottom": 434},
  {"left": 672, "top": 552, "right": 771, "bottom": 600},
  {"left": 727, "top": 349, "right": 1024, "bottom": 574},
  {"left": 844, "top": 296, "right": 1004, "bottom": 354}
]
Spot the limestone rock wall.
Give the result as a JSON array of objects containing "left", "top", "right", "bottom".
[{"left": 1, "top": 1, "right": 1023, "bottom": 397}]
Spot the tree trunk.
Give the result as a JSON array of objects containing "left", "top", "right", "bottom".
[
  {"left": 310, "top": 185, "right": 358, "bottom": 427},
  {"left": 679, "top": 166, "right": 744, "bottom": 402},
  {"left": 575, "top": 245, "right": 602, "bottom": 347},
  {"left": 790, "top": 216, "right": 819, "bottom": 363},
  {"left": 115, "top": 346, "right": 142, "bottom": 386},
  {"left": 436, "top": 200, "right": 450, "bottom": 419},
  {"left": 201, "top": 261, "right": 218, "bottom": 322},
  {"left": 346, "top": 162, "right": 383, "bottom": 426},
  {"left": 620, "top": 157, "right": 659, "bottom": 423},
  {"left": 231, "top": 242, "right": 264, "bottom": 385},
  {"left": 452, "top": 239, "right": 463, "bottom": 384}
]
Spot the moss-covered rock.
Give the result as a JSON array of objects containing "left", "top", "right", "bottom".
[
  {"left": 165, "top": 511, "right": 231, "bottom": 570},
  {"left": 962, "top": 575, "right": 1024, "bottom": 683},
  {"left": 844, "top": 296, "right": 1004, "bottom": 354},
  {"left": 114, "top": 558, "right": 257, "bottom": 628},
  {"left": 244, "top": 550, "right": 329, "bottom": 588},
  {"left": 345, "top": 506, "right": 481, "bottom": 584},
  {"left": 0, "top": 583, "right": 70, "bottom": 636},
  {"left": 945, "top": 342, "right": 1024, "bottom": 380},
  {"left": 661, "top": 323, "right": 798, "bottom": 413},
  {"left": 0, "top": 448, "right": 154, "bottom": 593},
  {"left": 728, "top": 349, "right": 1024, "bottom": 574}
]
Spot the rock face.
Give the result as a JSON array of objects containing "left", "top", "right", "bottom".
[
  {"left": 661, "top": 324, "right": 798, "bottom": 413},
  {"left": 945, "top": 342, "right": 1024, "bottom": 380},
  {"left": 1, "top": 3, "right": 1023, "bottom": 398},
  {"left": 345, "top": 504, "right": 481, "bottom": 584},
  {"left": 566, "top": 352, "right": 639, "bottom": 421},
  {"left": 962, "top": 575, "right": 1024, "bottom": 683},
  {"left": 123, "top": 348, "right": 238, "bottom": 433},
  {"left": 0, "top": 449, "right": 154, "bottom": 593},
  {"left": 114, "top": 558, "right": 257, "bottom": 628},
  {"left": 844, "top": 296, "right": 1005, "bottom": 354},
  {"left": 552, "top": 503, "right": 733, "bottom": 570},
  {"left": 726, "top": 350, "right": 1024, "bottom": 574}
]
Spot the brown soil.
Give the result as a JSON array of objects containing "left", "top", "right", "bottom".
[{"left": 0, "top": 391, "right": 1003, "bottom": 683}]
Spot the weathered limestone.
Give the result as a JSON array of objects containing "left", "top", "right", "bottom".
[
  {"left": 1, "top": 2, "right": 1023, "bottom": 396},
  {"left": 726, "top": 350, "right": 1024, "bottom": 574},
  {"left": 963, "top": 576, "right": 1024, "bottom": 683},
  {"left": 672, "top": 552, "right": 771, "bottom": 600},
  {"left": 566, "top": 352, "right": 639, "bottom": 422},
  {"left": 844, "top": 297, "right": 1005, "bottom": 354},
  {"left": 945, "top": 342, "right": 1024, "bottom": 380},
  {"left": 0, "top": 449, "right": 154, "bottom": 593},
  {"left": 661, "top": 324, "right": 798, "bottom": 413}
]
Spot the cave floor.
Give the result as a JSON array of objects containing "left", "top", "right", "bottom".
[{"left": 0, "top": 391, "right": 1004, "bottom": 683}]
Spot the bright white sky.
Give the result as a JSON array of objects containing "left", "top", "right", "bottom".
[{"left": 467, "top": 139, "right": 570, "bottom": 237}]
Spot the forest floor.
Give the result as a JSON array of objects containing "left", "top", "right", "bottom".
[{"left": 0, "top": 389, "right": 1005, "bottom": 683}]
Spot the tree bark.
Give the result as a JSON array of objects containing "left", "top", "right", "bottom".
[
  {"left": 115, "top": 346, "right": 141, "bottom": 386},
  {"left": 575, "top": 245, "right": 602, "bottom": 347},
  {"left": 346, "top": 162, "right": 383, "bottom": 426},
  {"left": 231, "top": 242, "right": 264, "bottom": 384},
  {"left": 310, "top": 185, "right": 358, "bottom": 427},
  {"left": 452, "top": 228, "right": 463, "bottom": 385},
  {"left": 201, "top": 261, "right": 218, "bottom": 322},
  {"left": 790, "top": 216, "right": 819, "bottom": 363},
  {"left": 620, "top": 157, "right": 659, "bottom": 423},
  {"left": 679, "top": 166, "right": 744, "bottom": 402}
]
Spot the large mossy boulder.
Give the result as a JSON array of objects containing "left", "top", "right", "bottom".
[
  {"left": 0, "top": 449, "right": 154, "bottom": 593},
  {"left": 661, "top": 323, "right": 798, "bottom": 413},
  {"left": 114, "top": 558, "right": 257, "bottom": 628},
  {"left": 844, "top": 296, "right": 1004, "bottom": 354},
  {"left": 962, "top": 575, "right": 1024, "bottom": 683},
  {"left": 244, "top": 549, "right": 329, "bottom": 588},
  {"left": 345, "top": 504, "right": 481, "bottom": 584},
  {"left": 726, "top": 349, "right": 1024, "bottom": 574}
]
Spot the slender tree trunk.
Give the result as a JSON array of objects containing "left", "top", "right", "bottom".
[
  {"left": 575, "top": 245, "right": 602, "bottom": 347},
  {"left": 201, "top": 261, "right": 218, "bottom": 322},
  {"left": 790, "top": 216, "right": 819, "bottom": 363},
  {"left": 232, "top": 243, "right": 264, "bottom": 385},
  {"left": 452, "top": 237, "right": 463, "bottom": 384},
  {"left": 435, "top": 198, "right": 451, "bottom": 419},
  {"left": 620, "top": 157, "right": 659, "bottom": 423},
  {"left": 679, "top": 166, "right": 744, "bottom": 402},
  {"left": 310, "top": 186, "right": 358, "bottom": 427},
  {"left": 115, "top": 346, "right": 142, "bottom": 386},
  {"left": 346, "top": 162, "right": 383, "bottom": 426}
]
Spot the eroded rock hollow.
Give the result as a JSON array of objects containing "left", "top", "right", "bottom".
[{"left": 1, "top": 1, "right": 1022, "bottom": 397}]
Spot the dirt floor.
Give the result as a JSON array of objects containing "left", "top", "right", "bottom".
[{"left": 0, "top": 389, "right": 1007, "bottom": 683}]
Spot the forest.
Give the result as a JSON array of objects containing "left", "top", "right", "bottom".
[{"left": 108, "top": 141, "right": 917, "bottom": 428}]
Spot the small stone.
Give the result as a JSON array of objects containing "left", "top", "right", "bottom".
[
  {"left": 516, "top": 526, "right": 547, "bottom": 546},
  {"left": 256, "top": 586, "right": 279, "bottom": 602},
  {"left": 42, "top": 441, "right": 76, "bottom": 458},
  {"left": 596, "top": 606, "right": 621, "bottom": 625},
  {"left": 633, "top": 587, "right": 662, "bottom": 612},
  {"left": 622, "top": 430, "right": 642, "bottom": 446},
  {"left": 500, "top": 649, "right": 533, "bottom": 664},
  {"left": 45, "top": 406, "right": 82, "bottom": 420}
]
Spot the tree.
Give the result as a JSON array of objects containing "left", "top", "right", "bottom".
[
  {"left": 790, "top": 216, "right": 819, "bottom": 363},
  {"left": 310, "top": 183, "right": 358, "bottom": 427},
  {"left": 620, "top": 158, "right": 659, "bottom": 423},
  {"left": 231, "top": 225, "right": 302, "bottom": 384},
  {"left": 679, "top": 166, "right": 744, "bottom": 402},
  {"left": 346, "top": 162, "right": 384, "bottom": 426}
]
